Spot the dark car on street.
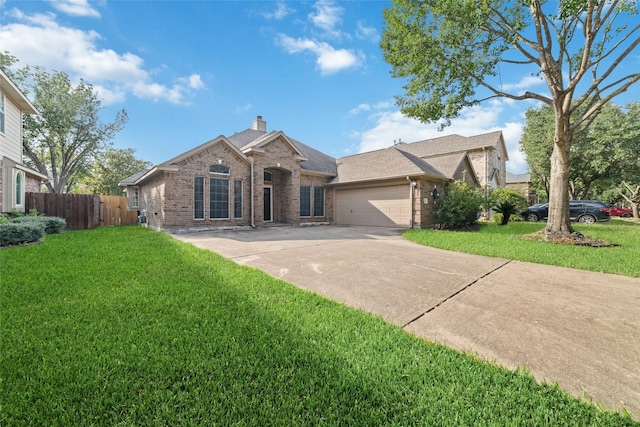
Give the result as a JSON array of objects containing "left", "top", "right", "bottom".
[{"left": 521, "top": 200, "right": 611, "bottom": 224}]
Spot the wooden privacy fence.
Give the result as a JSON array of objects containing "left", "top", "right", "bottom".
[{"left": 24, "top": 193, "right": 138, "bottom": 230}]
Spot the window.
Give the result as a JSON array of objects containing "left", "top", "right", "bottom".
[
  {"left": 194, "top": 177, "right": 204, "bottom": 219},
  {"left": 210, "top": 164, "right": 230, "bottom": 175},
  {"left": 0, "top": 94, "right": 5, "bottom": 133},
  {"left": 264, "top": 171, "right": 272, "bottom": 182},
  {"left": 234, "top": 180, "right": 243, "bottom": 219},
  {"left": 210, "top": 177, "right": 229, "bottom": 219},
  {"left": 300, "top": 186, "right": 311, "bottom": 217},
  {"left": 313, "top": 187, "right": 324, "bottom": 217},
  {"left": 127, "top": 187, "right": 140, "bottom": 208},
  {"left": 15, "top": 170, "right": 23, "bottom": 207}
]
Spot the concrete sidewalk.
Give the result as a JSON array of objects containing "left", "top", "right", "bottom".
[{"left": 173, "top": 225, "right": 640, "bottom": 419}]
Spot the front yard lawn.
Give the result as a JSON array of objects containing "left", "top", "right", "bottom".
[
  {"left": 1, "top": 226, "right": 636, "bottom": 425},
  {"left": 404, "top": 219, "right": 640, "bottom": 277}
]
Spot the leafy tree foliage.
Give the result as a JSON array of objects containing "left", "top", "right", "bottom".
[
  {"left": 73, "top": 148, "right": 152, "bottom": 195},
  {"left": 1, "top": 52, "right": 127, "bottom": 193},
  {"left": 381, "top": 0, "right": 640, "bottom": 237},
  {"left": 521, "top": 102, "right": 640, "bottom": 203},
  {"left": 435, "top": 181, "right": 483, "bottom": 230}
]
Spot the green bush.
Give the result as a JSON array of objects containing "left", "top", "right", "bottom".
[
  {"left": 11, "top": 216, "right": 66, "bottom": 234},
  {"left": 0, "top": 222, "right": 45, "bottom": 246},
  {"left": 492, "top": 212, "right": 523, "bottom": 224},
  {"left": 435, "top": 181, "right": 484, "bottom": 230}
]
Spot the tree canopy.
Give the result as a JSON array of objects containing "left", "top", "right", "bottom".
[
  {"left": 520, "top": 102, "right": 640, "bottom": 204},
  {"left": 381, "top": 0, "right": 640, "bottom": 237},
  {"left": 73, "top": 148, "right": 152, "bottom": 196},
  {"left": 1, "top": 52, "right": 127, "bottom": 193}
]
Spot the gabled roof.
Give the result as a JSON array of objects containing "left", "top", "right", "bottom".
[
  {"left": 397, "top": 131, "right": 509, "bottom": 160},
  {"left": 229, "top": 128, "right": 336, "bottom": 175},
  {"left": 0, "top": 68, "right": 38, "bottom": 114},
  {"left": 426, "top": 152, "right": 479, "bottom": 185},
  {"left": 329, "top": 146, "right": 448, "bottom": 185},
  {"left": 119, "top": 136, "right": 248, "bottom": 186},
  {"left": 159, "top": 135, "right": 250, "bottom": 167}
]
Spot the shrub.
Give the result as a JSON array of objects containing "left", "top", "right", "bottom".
[
  {"left": 11, "top": 216, "right": 66, "bottom": 234},
  {"left": 435, "top": 181, "right": 484, "bottom": 230},
  {"left": 492, "top": 212, "right": 522, "bottom": 224},
  {"left": 0, "top": 222, "right": 45, "bottom": 246}
]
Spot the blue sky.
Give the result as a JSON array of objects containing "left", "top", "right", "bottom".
[{"left": 1, "top": 0, "right": 638, "bottom": 174}]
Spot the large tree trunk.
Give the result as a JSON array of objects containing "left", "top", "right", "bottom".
[{"left": 544, "top": 113, "right": 574, "bottom": 236}]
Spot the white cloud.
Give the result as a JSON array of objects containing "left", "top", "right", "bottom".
[
  {"left": 0, "top": 10, "right": 204, "bottom": 105},
  {"left": 277, "top": 34, "right": 362, "bottom": 75},
  {"left": 355, "top": 21, "right": 378, "bottom": 41},
  {"left": 501, "top": 74, "right": 546, "bottom": 92},
  {"left": 356, "top": 99, "right": 530, "bottom": 173},
  {"left": 47, "top": 0, "right": 100, "bottom": 17},
  {"left": 308, "top": 0, "right": 343, "bottom": 34},
  {"left": 235, "top": 103, "right": 253, "bottom": 113},
  {"left": 262, "top": 1, "right": 292, "bottom": 20}
]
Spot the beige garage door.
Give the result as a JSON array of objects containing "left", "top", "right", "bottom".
[{"left": 336, "top": 185, "right": 411, "bottom": 227}]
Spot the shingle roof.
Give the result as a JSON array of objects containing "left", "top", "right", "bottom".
[
  {"left": 426, "top": 152, "right": 470, "bottom": 178},
  {"left": 229, "top": 128, "right": 337, "bottom": 175},
  {"left": 119, "top": 169, "right": 150, "bottom": 186},
  {"left": 507, "top": 172, "right": 531, "bottom": 183},
  {"left": 330, "top": 146, "right": 447, "bottom": 184},
  {"left": 397, "top": 131, "right": 505, "bottom": 158}
]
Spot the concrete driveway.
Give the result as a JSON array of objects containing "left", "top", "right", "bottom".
[{"left": 173, "top": 225, "right": 640, "bottom": 419}]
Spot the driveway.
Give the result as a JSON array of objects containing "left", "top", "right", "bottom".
[{"left": 173, "top": 225, "right": 640, "bottom": 419}]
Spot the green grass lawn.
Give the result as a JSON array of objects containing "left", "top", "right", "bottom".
[
  {"left": 404, "top": 219, "right": 640, "bottom": 277},
  {"left": 1, "top": 227, "right": 637, "bottom": 425}
]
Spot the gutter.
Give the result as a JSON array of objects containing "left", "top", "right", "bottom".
[{"left": 250, "top": 158, "right": 256, "bottom": 228}]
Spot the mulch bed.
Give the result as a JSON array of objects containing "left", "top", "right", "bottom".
[{"left": 518, "top": 231, "right": 619, "bottom": 247}]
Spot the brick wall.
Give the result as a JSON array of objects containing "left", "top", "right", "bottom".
[
  {"left": 163, "top": 141, "right": 252, "bottom": 231},
  {"left": 253, "top": 136, "right": 302, "bottom": 226},
  {"left": 300, "top": 173, "right": 333, "bottom": 223}
]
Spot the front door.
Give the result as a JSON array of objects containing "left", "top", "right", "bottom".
[{"left": 263, "top": 186, "right": 273, "bottom": 222}]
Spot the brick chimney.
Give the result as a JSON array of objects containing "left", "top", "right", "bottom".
[{"left": 252, "top": 116, "right": 266, "bottom": 132}]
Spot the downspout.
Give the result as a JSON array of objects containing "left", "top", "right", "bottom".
[
  {"left": 407, "top": 176, "right": 415, "bottom": 228},
  {"left": 250, "top": 158, "right": 256, "bottom": 228}
]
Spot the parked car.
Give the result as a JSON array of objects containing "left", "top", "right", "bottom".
[
  {"left": 521, "top": 200, "right": 611, "bottom": 224},
  {"left": 605, "top": 205, "right": 633, "bottom": 218}
]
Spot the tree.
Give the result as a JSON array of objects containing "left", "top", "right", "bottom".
[
  {"left": 488, "top": 188, "right": 528, "bottom": 224},
  {"left": 381, "top": 0, "right": 640, "bottom": 238},
  {"left": 520, "top": 102, "right": 640, "bottom": 201},
  {"left": 73, "top": 148, "right": 152, "bottom": 195},
  {"left": 1, "top": 53, "right": 128, "bottom": 193}
]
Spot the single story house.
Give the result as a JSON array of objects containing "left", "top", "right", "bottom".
[
  {"left": 0, "top": 68, "right": 48, "bottom": 213},
  {"left": 120, "top": 116, "right": 508, "bottom": 232}
]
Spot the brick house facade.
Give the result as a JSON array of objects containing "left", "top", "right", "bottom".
[{"left": 121, "top": 117, "right": 503, "bottom": 232}]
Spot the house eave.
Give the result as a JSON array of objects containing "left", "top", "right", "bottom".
[
  {"left": 326, "top": 172, "right": 447, "bottom": 187},
  {"left": 13, "top": 164, "right": 49, "bottom": 181}
]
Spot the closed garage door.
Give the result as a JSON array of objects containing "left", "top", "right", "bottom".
[{"left": 336, "top": 185, "right": 411, "bottom": 227}]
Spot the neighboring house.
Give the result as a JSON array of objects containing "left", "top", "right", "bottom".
[
  {"left": 0, "top": 69, "right": 48, "bottom": 213},
  {"left": 506, "top": 172, "right": 539, "bottom": 206},
  {"left": 120, "top": 116, "right": 505, "bottom": 232}
]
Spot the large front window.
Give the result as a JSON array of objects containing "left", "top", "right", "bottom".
[
  {"left": 194, "top": 177, "right": 204, "bottom": 219},
  {"left": 313, "top": 186, "right": 324, "bottom": 217},
  {"left": 234, "top": 179, "right": 243, "bottom": 219},
  {"left": 210, "top": 178, "right": 229, "bottom": 219},
  {"left": 300, "top": 186, "right": 311, "bottom": 217}
]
